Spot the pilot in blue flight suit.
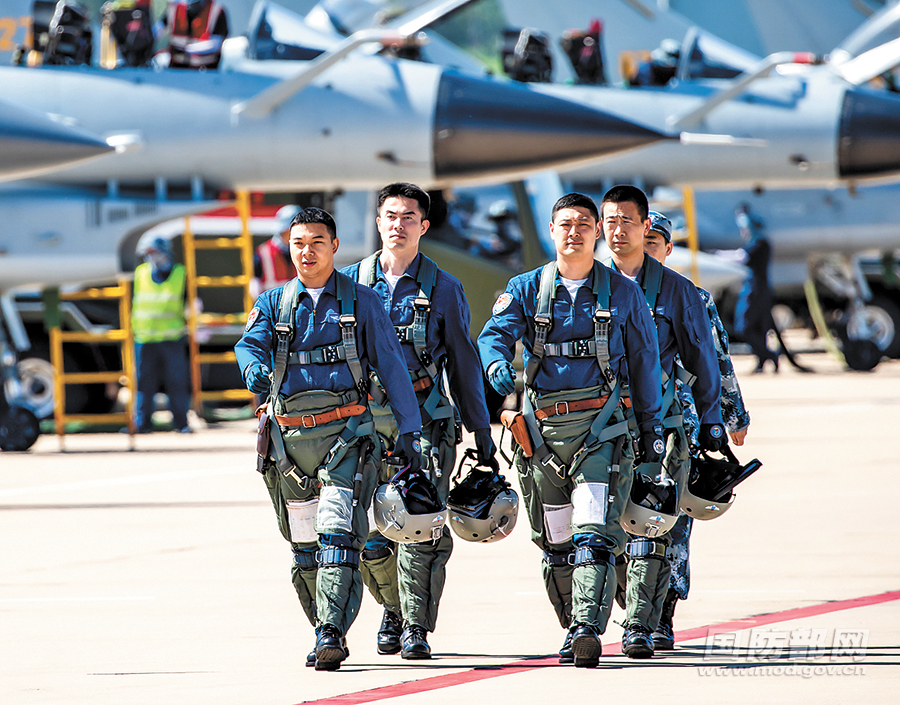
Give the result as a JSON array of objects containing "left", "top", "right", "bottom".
[
  {"left": 600, "top": 185, "right": 725, "bottom": 659},
  {"left": 235, "top": 207, "right": 421, "bottom": 672},
  {"left": 342, "top": 182, "right": 496, "bottom": 660},
  {"left": 478, "top": 192, "right": 663, "bottom": 668}
]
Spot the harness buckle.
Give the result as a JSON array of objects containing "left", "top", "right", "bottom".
[
  {"left": 274, "top": 322, "right": 292, "bottom": 335},
  {"left": 323, "top": 346, "right": 340, "bottom": 363},
  {"left": 554, "top": 401, "right": 569, "bottom": 416},
  {"left": 413, "top": 297, "right": 431, "bottom": 311},
  {"left": 594, "top": 309, "right": 611, "bottom": 322},
  {"left": 570, "top": 338, "right": 592, "bottom": 357},
  {"left": 339, "top": 314, "right": 356, "bottom": 327},
  {"left": 534, "top": 314, "right": 551, "bottom": 328},
  {"left": 300, "top": 414, "right": 317, "bottom": 429}
]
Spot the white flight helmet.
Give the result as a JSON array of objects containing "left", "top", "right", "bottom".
[
  {"left": 680, "top": 446, "right": 762, "bottom": 520},
  {"left": 446, "top": 450, "right": 519, "bottom": 543},
  {"left": 619, "top": 468, "right": 679, "bottom": 538},
  {"left": 373, "top": 464, "right": 447, "bottom": 544}
]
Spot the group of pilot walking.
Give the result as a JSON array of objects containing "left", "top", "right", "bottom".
[{"left": 234, "top": 181, "right": 750, "bottom": 671}]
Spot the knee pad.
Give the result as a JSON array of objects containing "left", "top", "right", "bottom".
[
  {"left": 318, "top": 534, "right": 359, "bottom": 569},
  {"left": 572, "top": 482, "right": 609, "bottom": 526},
  {"left": 292, "top": 546, "right": 318, "bottom": 572},
  {"left": 625, "top": 537, "right": 669, "bottom": 562},
  {"left": 317, "top": 485, "right": 354, "bottom": 534}
]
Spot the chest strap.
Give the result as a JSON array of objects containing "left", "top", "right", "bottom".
[{"left": 521, "top": 262, "right": 623, "bottom": 481}]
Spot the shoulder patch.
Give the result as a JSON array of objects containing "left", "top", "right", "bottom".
[
  {"left": 245, "top": 307, "right": 261, "bottom": 331},
  {"left": 492, "top": 292, "right": 514, "bottom": 316}
]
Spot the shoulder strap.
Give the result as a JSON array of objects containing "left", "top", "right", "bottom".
[
  {"left": 590, "top": 261, "right": 615, "bottom": 387},
  {"left": 334, "top": 271, "right": 367, "bottom": 397},
  {"left": 358, "top": 251, "right": 380, "bottom": 287},
  {"left": 524, "top": 262, "right": 557, "bottom": 387},
  {"left": 270, "top": 278, "right": 301, "bottom": 399},
  {"left": 642, "top": 254, "right": 663, "bottom": 312}
]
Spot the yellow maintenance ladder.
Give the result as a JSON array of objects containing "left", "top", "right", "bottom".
[
  {"left": 182, "top": 191, "right": 256, "bottom": 413},
  {"left": 49, "top": 282, "right": 137, "bottom": 446}
]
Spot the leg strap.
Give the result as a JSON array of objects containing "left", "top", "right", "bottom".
[
  {"left": 543, "top": 550, "right": 573, "bottom": 567},
  {"left": 361, "top": 544, "right": 393, "bottom": 561},
  {"left": 317, "top": 546, "right": 360, "bottom": 569},
  {"left": 625, "top": 537, "right": 669, "bottom": 561},
  {"left": 573, "top": 545, "right": 614, "bottom": 567},
  {"left": 292, "top": 547, "right": 318, "bottom": 571}
]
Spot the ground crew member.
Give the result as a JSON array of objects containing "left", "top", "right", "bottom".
[
  {"left": 132, "top": 236, "right": 191, "bottom": 434},
  {"left": 600, "top": 185, "right": 724, "bottom": 659},
  {"left": 642, "top": 210, "right": 751, "bottom": 650},
  {"left": 235, "top": 207, "right": 421, "bottom": 672},
  {"left": 733, "top": 203, "right": 780, "bottom": 373},
  {"left": 342, "top": 182, "right": 496, "bottom": 659},
  {"left": 160, "top": 0, "right": 228, "bottom": 69},
  {"left": 478, "top": 192, "right": 664, "bottom": 668},
  {"left": 252, "top": 205, "right": 301, "bottom": 298}
]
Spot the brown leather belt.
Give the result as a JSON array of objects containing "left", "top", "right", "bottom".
[
  {"left": 534, "top": 394, "right": 631, "bottom": 421},
  {"left": 275, "top": 402, "right": 366, "bottom": 429}
]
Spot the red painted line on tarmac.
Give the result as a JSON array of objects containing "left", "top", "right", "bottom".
[{"left": 299, "top": 589, "right": 900, "bottom": 705}]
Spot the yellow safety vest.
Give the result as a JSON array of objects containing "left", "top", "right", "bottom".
[{"left": 132, "top": 263, "right": 187, "bottom": 344}]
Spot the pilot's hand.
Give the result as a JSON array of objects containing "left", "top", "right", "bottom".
[
  {"left": 487, "top": 361, "right": 516, "bottom": 396},
  {"left": 474, "top": 428, "right": 499, "bottom": 471},
  {"left": 636, "top": 432, "right": 665, "bottom": 466},
  {"left": 394, "top": 431, "right": 422, "bottom": 473},
  {"left": 728, "top": 426, "right": 748, "bottom": 446},
  {"left": 699, "top": 423, "right": 726, "bottom": 452},
  {"left": 245, "top": 364, "right": 271, "bottom": 394}
]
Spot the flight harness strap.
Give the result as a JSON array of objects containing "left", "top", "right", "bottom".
[
  {"left": 267, "top": 274, "right": 374, "bottom": 490},
  {"left": 522, "top": 262, "right": 628, "bottom": 483},
  {"left": 360, "top": 252, "right": 453, "bottom": 422},
  {"left": 625, "top": 537, "right": 670, "bottom": 562}
]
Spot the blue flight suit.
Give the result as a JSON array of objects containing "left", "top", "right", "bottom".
[
  {"left": 669, "top": 287, "right": 750, "bottom": 602},
  {"left": 235, "top": 271, "right": 420, "bottom": 637},
  {"left": 478, "top": 263, "right": 662, "bottom": 634},
  {"left": 607, "top": 256, "right": 723, "bottom": 635},
  {"left": 342, "top": 253, "right": 492, "bottom": 633},
  {"left": 734, "top": 225, "right": 778, "bottom": 370}
]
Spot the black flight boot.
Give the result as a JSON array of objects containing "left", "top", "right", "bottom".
[
  {"left": 622, "top": 623, "right": 654, "bottom": 659},
  {"left": 377, "top": 609, "right": 403, "bottom": 655},
  {"left": 401, "top": 625, "right": 431, "bottom": 660},
  {"left": 558, "top": 625, "right": 576, "bottom": 664},
  {"left": 651, "top": 589, "right": 678, "bottom": 651},
  {"left": 314, "top": 624, "right": 348, "bottom": 671},
  {"left": 571, "top": 624, "right": 602, "bottom": 668}
]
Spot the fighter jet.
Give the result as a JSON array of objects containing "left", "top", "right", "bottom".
[{"left": 0, "top": 98, "right": 112, "bottom": 181}]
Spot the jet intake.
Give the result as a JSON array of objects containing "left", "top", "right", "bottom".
[{"left": 838, "top": 88, "right": 900, "bottom": 179}]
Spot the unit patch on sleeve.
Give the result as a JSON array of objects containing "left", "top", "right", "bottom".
[
  {"left": 492, "top": 292, "right": 514, "bottom": 316},
  {"left": 245, "top": 307, "right": 261, "bottom": 331}
]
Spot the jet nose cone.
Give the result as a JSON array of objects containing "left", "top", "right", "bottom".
[
  {"left": 838, "top": 88, "right": 900, "bottom": 179},
  {"left": 433, "top": 73, "right": 666, "bottom": 181},
  {"left": 0, "top": 100, "right": 113, "bottom": 181}
]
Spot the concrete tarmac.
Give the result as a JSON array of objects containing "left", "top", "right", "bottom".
[{"left": 2, "top": 351, "right": 898, "bottom": 704}]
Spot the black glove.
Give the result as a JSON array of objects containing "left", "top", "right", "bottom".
[
  {"left": 473, "top": 428, "right": 499, "bottom": 471},
  {"left": 245, "top": 363, "right": 271, "bottom": 394},
  {"left": 699, "top": 423, "right": 726, "bottom": 452},
  {"left": 636, "top": 432, "right": 665, "bottom": 466},
  {"left": 393, "top": 431, "right": 422, "bottom": 473}
]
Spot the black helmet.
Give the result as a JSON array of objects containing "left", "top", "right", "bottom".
[{"left": 447, "top": 450, "right": 519, "bottom": 543}]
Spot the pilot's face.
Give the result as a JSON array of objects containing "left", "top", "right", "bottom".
[
  {"left": 603, "top": 200, "right": 650, "bottom": 260},
  {"left": 377, "top": 196, "right": 429, "bottom": 257},
  {"left": 549, "top": 206, "right": 600, "bottom": 258},
  {"left": 290, "top": 222, "right": 338, "bottom": 286}
]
